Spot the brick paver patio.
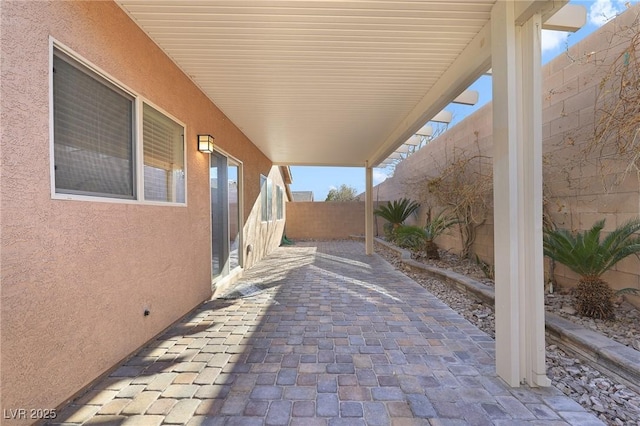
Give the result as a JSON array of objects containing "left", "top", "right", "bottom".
[{"left": 53, "top": 241, "right": 603, "bottom": 425}]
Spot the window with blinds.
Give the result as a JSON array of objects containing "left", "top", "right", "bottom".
[
  {"left": 52, "top": 46, "right": 187, "bottom": 204},
  {"left": 143, "top": 104, "right": 185, "bottom": 203},
  {"left": 53, "top": 49, "right": 135, "bottom": 198}
]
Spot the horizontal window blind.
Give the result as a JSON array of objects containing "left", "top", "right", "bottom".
[
  {"left": 53, "top": 49, "right": 134, "bottom": 198},
  {"left": 143, "top": 104, "right": 185, "bottom": 203}
]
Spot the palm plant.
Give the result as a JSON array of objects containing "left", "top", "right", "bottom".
[
  {"left": 543, "top": 218, "right": 640, "bottom": 319},
  {"left": 396, "top": 210, "right": 458, "bottom": 259},
  {"left": 374, "top": 198, "right": 419, "bottom": 240}
]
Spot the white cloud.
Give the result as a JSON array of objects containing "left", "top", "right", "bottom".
[
  {"left": 373, "top": 169, "right": 389, "bottom": 186},
  {"left": 328, "top": 185, "right": 337, "bottom": 191},
  {"left": 541, "top": 29, "right": 569, "bottom": 54},
  {"left": 589, "top": 0, "right": 628, "bottom": 26}
]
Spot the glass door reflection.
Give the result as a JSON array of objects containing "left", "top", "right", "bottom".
[
  {"left": 210, "top": 152, "right": 228, "bottom": 278},
  {"left": 210, "top": 152, "right": 242, "bottom": 280}
]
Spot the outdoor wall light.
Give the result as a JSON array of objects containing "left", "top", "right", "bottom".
[{"left": 198, "top": 134, "right": 214, "bottom": 153}]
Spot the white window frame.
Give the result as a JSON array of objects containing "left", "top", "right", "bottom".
[{"left": 49, "top": 39, "right": 187, "bottom": 206}]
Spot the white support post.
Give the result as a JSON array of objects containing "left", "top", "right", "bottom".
[
  {"left": 365, "top": 164, "right": 374, "bottom": 255},
  {"left": 492, "top": 0, "right": 521, "bottom": 386},
  {"left": 519, "top": 12, "right": 551, "bottom": 388},
  {"left": 491, "top": 1, "right": 550, "bottom": 387}
]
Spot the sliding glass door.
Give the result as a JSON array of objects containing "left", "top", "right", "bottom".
[{"left": 210, "top": 152, "right": 242, "bottom": 280}]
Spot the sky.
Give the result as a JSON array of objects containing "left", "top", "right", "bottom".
[{"left": 288, "top": 0, "right": 633, "bottom": 201}]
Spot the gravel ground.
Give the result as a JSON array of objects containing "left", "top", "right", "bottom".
[
  {"left": 375, "top": 242, "right": 640, "bottom": 426},
  {"left": 401, "top": 246, "right": 640, "bottom": 352}
]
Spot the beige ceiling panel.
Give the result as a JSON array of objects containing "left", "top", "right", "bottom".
[{"left": 116, "top": 0, "right": 495, "bottom": 166}]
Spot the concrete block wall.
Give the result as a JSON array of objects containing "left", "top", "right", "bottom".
[
  {"left": 286, "top": 202, "right": 386, "bottom": 240},
  {"left": 369, "top": 102, "right": 496, "bottom": 263},
  {"left": 540, "top": 7, "right": 640, "bottom": 293}
]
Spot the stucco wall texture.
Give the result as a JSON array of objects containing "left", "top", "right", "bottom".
[
  {"left": 361, "top": 6, "right": 640, "bottom": 296},
  {"left": 1, "top": 0, "right": 282, "bottom": 416}
]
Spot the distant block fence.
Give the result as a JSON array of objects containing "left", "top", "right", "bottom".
[{"left": 286, "top": 201, "right": 385, "bottom": 240}]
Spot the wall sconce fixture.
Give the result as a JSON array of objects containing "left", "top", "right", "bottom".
[{"left": 198, "top": 134, "right": 214, "bottom": 153}]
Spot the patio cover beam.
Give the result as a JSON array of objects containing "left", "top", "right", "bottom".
[
  {"left": 367, "top": 20, "right": 491, "bottom": 166},
  {"left": 366, "top": 0, "right": 577, "bottom": 168}
]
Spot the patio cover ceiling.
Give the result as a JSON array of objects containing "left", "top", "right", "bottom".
[{"left": 115, "top": 1, "right": 569, "bottom": 167}]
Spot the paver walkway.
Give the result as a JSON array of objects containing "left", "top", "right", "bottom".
[{"left": 53, "top": 241, "right": 604, "bottom": 425}]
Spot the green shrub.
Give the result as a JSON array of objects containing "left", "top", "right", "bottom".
[
  {"left": 395, "top": 210, "right": 458, "bottom": 259},
  {"left": 543, "top": 218, "right": 640, "bottom": 319},
  {"left": 374, "top": 198, "right": 420, "bottom": 241},
  {"left": 396, "top": 225, "right": 428, "bottom": 251}
]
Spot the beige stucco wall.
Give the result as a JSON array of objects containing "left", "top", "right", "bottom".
[
  {"left": 363, "top": 7, "right": 640, "bottom": 296},
  {"left": 1, "top": 0, "right": 283, "bottom": 417}
]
